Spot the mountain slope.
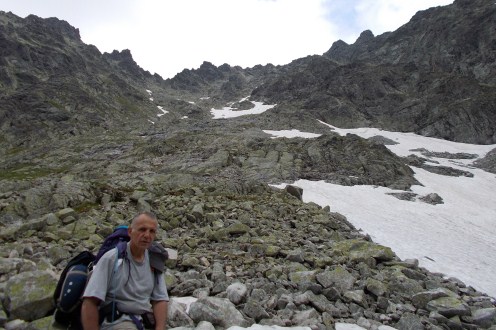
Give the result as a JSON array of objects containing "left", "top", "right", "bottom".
[
  {"left": 250, "top": 0, "right": 496, "bottom": 144},
  {"left": 0, "top": 11, "right": 167, "bottom": 147},
  {"left": 1, "top": 3, "right": 496, "bottom": 330}
]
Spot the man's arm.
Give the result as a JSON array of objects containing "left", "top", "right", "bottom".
[
  {"left": 81, "top": 297, "right": 101, "bottom": 330},
  {"left": 151, "top": 300, "right": 168, "bottom": 330}
]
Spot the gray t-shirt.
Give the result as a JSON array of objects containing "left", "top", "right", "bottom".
[{"left": 83, "top": 242, "right": 169, "bottom": 316}]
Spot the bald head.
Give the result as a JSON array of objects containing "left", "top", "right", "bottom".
[{"left": 131, "top": 211, "right": 158, "bottom": 229}]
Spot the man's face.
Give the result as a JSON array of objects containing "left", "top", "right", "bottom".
[{"left": 129, "top": 215, "right": 157, "bottom": 251}]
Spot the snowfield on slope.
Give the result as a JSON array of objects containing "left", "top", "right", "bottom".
[{"left": 268, "top": 121, "right": 496, "bottom": 299}]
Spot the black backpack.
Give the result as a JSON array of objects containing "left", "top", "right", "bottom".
[{"left": 52, "top": 226, "right": 168, "bottom": 329}]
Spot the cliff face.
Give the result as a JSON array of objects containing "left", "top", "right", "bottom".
[
  {"left": 0, "top": 11, "right": 168, "bottom": 147},
  {"left": 325, "top": 0, "right": 496, "bottom": 84},
  {"left": 251, "top": 0, "right": 496, "bottom": 144},
  {"left": 3, "top": 1, "right": 496, "bottom": 146}
]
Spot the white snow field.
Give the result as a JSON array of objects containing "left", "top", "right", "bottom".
[{"left": 268, "top": 121, "right": 496, "bottom": 299}]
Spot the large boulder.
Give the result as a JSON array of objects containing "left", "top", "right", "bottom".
[
  {"left": 332, "top": 239, "right": 396, "bottom": 262},
  {"left": 189, "top": 297, "right": 250, "bottom": 328},
  {"left": 426, "top": 297, "right": 471, "bottom": 318},
  {"left": 3, "top": 270, "right": 58, "bottom": 321},
  {"left": 316, "top": 266, "right": 356, "bottom": 293}
]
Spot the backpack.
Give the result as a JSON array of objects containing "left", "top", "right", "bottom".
[{"left": 52, "top": 225, "right": 168, "bottom": 329}]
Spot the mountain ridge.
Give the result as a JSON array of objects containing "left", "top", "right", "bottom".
[{"left": 1, "top": 3, "right": 496, "bottom": 329}]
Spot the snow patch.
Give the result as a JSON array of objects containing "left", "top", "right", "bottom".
[
  {"left": 263, "top": 129, "right": 321, "bottom": 139},
  {"left": 211, "top": 100, "right": 276, "bottom": 119},
  {"left": 157, "top": 106, "right": 168, "bottom": 117},
  {"left": 273, "top": 121, "right": 496, "bottom": 298}
]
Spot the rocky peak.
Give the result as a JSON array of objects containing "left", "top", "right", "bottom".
[
  {"left": 197, "top": 61, "right": 228, "bottom": 81},
  {"left": 25, "top": 14, "right": 81, "bottom": 40},
  {"left": 103, "top": 48, "right": 152, "bottom": 79},
  {"left": 324, "top": 0, "right": 496, "bottom": 84},
  {"left": 355, "top": 29, "right": 374, "bottom": 45}
]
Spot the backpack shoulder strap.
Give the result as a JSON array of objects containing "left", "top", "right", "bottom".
[{"left": 116, "top": 241, "right": 128, "bottom": 259}]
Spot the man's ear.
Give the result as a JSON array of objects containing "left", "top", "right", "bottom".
[{"left": 128, "top": 226, "right": 132, "bottom": 236}]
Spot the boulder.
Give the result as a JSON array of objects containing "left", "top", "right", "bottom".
[
  {"left": 471, "top": 307, "right": 496, "bottom": 328},
  {"left": 332, "top": 239, "right": 396, "bottom": 262},
  {"left": 426, "top": 297, "right": 471, "bottom": 318},
  {"left": 226, "top": 282, "right": 248, "bottom": 305},
  {"left": 188, "top": 297, "right": 249, "bottom": 328},
  {"left": 168, "top": 298, "right": 195, "bottom": 328},
  {"left": 243, "top": 299, "right": 270, "bottom": 321},
  {"left": 316, "top": 266, "right": 356, "bottom": 293},
  {"left": 411, "top": 288, "right": 454, "bottom": 309},
  {"left": 3, "top": 270, "right": 58, "bottom": 321},
  {"left": 394, "top": 312, "right": 425, "bottom": 330}
]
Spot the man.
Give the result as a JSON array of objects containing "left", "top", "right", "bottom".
[{"left": 81, "top": 212, "right": 169, "bottom": 329}]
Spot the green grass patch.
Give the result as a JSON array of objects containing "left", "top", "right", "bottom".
[
  {"left": 117, "top": 96, "right": 140, "bottom": 112},
  {"left": 74, "top": 201, "right": 100, "bottom": 213},
  {"left": 0, "top": 164, "right": 67, "bottom": 180}
]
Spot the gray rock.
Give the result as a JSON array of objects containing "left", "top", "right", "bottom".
[
  {"left": 243, "top": 299, "right": 270, "bottom": 321},
  {"left": 343, "top": 290, "right": 367, "bottom": 308},
  {"left": 286, "top": 249, "right": 305, "bottom": 263},
  {"left": 54, "top": 208, "right": 76, "bottom": 220},
  {"left": 168, "top": 298, "right": 195, "bottom": 328},
  {"left": 395, "top": 312, "right": 425, "bottom": 330},
  {"left": 188, "top": 297, "right": 249, "bottom": 328},
  {"left": 288, "top": 270, "right": 317, "bottom": 287},
  {"left": 316, "top": 266, "right": 356, "bottom": 293},
  {"left": 411, "top": 288, "right": 454, "bottom": 309},
  {"left": 285, "top": 185, "right": 303, "bottom": 201},
  {"left": 426, "top": 296, "right": 471, "bottom": 318},
  {"left": 306, "top": 291, "right": 334, "bottom": 313},
  {"left": 365, "top": 278, "right": 388, "bottom": 297},
  {"left": 291, "top": 307, "right": 321, "bottom": 325},
  {"left": 194, "top": 321, "right": 216, "bottom": 330},
  {"left": 226, "top": 282, "right": 248, "bottom": 305},
  {"left": 332, "top": 239, "right": 396, "bottom": 262},
  {"left": 419, "top": 193, "right": 444, "bottom": 205},
  {"left": 472, "top": 308, "right": 496, "bottom": 328},
  {"left": 170, "top": 279, "right": 213, "bottom": 296},
  {"left": 191, "top": 203, "right": 204, "bottom": 221},
  {"left": 4, "top": 270, "right": 57, "bottom": 321},
  {"left": 4, "top": 319, "right": 28, "bottom": 330},
  {"left": 0, "top": 258, "right": 35, "bottom": 276}
]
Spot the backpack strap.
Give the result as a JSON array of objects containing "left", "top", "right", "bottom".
[{"left": 106, "top": 241, "right": 128, "bottom": 323}]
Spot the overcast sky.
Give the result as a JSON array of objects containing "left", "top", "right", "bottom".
[{"left": 0, "top": 0, "right": 453, "bottom": 79}]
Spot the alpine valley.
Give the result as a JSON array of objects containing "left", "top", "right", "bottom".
[{"left": 1, "top": 0, "right": 496, "bottom": 329}]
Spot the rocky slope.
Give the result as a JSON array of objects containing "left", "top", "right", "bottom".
[
  {"left": 251, "top": 0, "right": 496, "bottom": 144},
  {"left": 2, "top": 182, "right": 496, "bottom": 330},
  {"left": 0, "top": 11, "right": 166, "bottom": 149},
  {"left": 1, "top": 1, "right": 496, "bottom": 329}
]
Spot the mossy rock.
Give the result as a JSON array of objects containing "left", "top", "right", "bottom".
[
  {"left": 332, "top": 239, "right": 396, "bottom": 262},
  {"left": 426, "top": 296, "right": 471, "bottom": 318},
  {"left": 289, "top": 270, "right": 317, "bottom": 285},
  {"left": 226, "top": 222, "right": 251, "bottom": 235},
  {"left": 4, "top": 270, "right": 57, "bottom": 321},
  {"left": 29, "top": 315, "right": 54, "bottom": 329},
  {"left": 265, "top": 245, "right": 281, "bottom": 257}
]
